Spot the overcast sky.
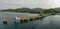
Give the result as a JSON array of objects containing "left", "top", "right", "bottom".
[{"left": 0, "top": 0, "right": 60, "bottom": 9}]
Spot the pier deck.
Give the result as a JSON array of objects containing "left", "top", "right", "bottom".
[{"left": 3, "top": 14, "right": 48, "bottom": 24}]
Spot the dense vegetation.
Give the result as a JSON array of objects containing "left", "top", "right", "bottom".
[{"left": 0, "top": 8, "right": 57, "bottom": 14}]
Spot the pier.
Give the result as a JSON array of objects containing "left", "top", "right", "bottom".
[
  {"left": 2, "top": 14, "right": 48, "bottom": 24},
  {"left": 2, "top": 12, "right": 49, "bottom": 24}
]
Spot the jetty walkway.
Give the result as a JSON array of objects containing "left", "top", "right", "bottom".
[{"left": 2, "top": 13, "right": 48, "bottom": 24}]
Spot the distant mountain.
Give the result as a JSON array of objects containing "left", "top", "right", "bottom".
[
  {"left": 54, "top": 7, "right": 60, "bottom": 11},
  {"left": 20, "top": 8, "right": 32, "bottom": 10},
  {"left": 32, "top": 8, "right": 45, "bottom": 10},
  {"left": 1, "top": 8, "right": 46, "bottom": 11},
  {"left": 19, "top": 8, "right": 45, "bottom": 10},
  {"left": 15, "top": 8, "right": 32, "bottom": 10}
]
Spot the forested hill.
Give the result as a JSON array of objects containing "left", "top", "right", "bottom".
[
  {"left": 0, "top": 8, "right": 45, "bottom": 13},
  {"left": 0, "top": 8, "right": 58, "bottom": 14}
]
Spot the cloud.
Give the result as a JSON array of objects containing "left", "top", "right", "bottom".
[{"left": 0, "top": 0, "right": 60, "bottom": 9}]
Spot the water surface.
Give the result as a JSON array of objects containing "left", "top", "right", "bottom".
[{"left": 0, "top": 12, "right": 60, "bottom": 29}]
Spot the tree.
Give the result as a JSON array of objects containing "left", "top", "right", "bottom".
[{"left": 43, "top": 8, "right": 56, "bottom": 14}]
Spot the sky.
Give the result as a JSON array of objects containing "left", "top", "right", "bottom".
[{"left": 0, "top": 0, "right": 60, "bottom": 9}]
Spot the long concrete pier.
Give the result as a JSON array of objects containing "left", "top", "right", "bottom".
[{"left": 3, "top": 14, "right": 48, "bottom": 24}]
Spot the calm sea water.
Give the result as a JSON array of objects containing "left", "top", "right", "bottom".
[{"left": 0, "top": 12, "right": 60, "bottom": 29}]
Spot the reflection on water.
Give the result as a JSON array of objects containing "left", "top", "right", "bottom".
[
  {"left": 0, "top": 12, "right": 60, "bottom": 29},
  {"left": 36, "top": 15, "right": 60, "bottom": 29}
]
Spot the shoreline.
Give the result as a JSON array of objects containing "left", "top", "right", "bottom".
[{"left": 0, "top": 11, "right": 40, "bottom": 14}]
